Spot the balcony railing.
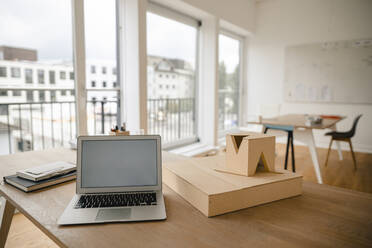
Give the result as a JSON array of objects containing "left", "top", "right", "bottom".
[
  {"left": 0, "top": 97, "right": 197, "bottom": 155},
  {"left": 0, "top": 100, "right": 119, "bottom": 155},
  {"left": 147, "top": 98, "right": 196, "bottom": 145},
  {"left": 218, "top": 91, "right": 239, "bottom": 131}
]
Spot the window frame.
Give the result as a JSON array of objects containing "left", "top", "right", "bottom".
[
  {"left": 218, "top": 29, "right": 244, "bottom": 135},
  {"left": 146, "top": 3, "right": 201, "bottom": 148},
  {"left": 11, "top": 67, "right": 21, "bottom": 78},
  {"left": 25, "top": 68, "right": 33, "bottom": 84}
]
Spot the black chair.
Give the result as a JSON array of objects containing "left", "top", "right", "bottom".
[
  {"left": 263, "top": 124, "right": 295, "bottom": 172},
  {"left": 324, "top": 115, "right": 362, "bottom": 170}
]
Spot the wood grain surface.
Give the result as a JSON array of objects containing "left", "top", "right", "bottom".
[
  {"left": 1, "top": 148, "right": 372, "bottom": 248},
  {"left": 247, "top": 114, "right": 344, "bottom": 129}
]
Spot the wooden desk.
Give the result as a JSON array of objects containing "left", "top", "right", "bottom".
[
  {"left": 248, "top": 114, "right": 345, "bottom": 184},
  {"left": 1, "top": 149, "right": 372, "bottom": 248}
]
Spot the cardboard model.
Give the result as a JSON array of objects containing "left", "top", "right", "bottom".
[{"left": 216, "top": 133, "right": 275, "bottom": 176}]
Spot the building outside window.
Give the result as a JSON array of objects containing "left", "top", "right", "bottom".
[
  {"left": 39, "top": 90, "right": 45, "bottom": 101},
  {"left": 91, "top": 65, "right": 96, "bottom": 74},
  {"left": 112, "top": 67, "right": 116, "bottom": 75},
  {"left": 25, "top": 69, "right": 33, "bottom": 84},
  {"left": 113, "top": 82, "right": 117, "bottom": 88},
  {"left": 70, "top": 90, "right": 75, "bottom": 96},
  {"left": 11, "top": 67, "right": 21, "bottom": 78},
  {"left": 0, "top": 67, "right": 6, "bottom": 77},
  {"left": 13, "top": 90, "right": 22, "bottom": 96},
  {"left": 38, "top": 69, "right": 45, "bottom": 84},
  {"left": 0, "top": 90, "right": 8, "bottom": 96},
  {"left": 60, "top": 71, "right": 66, "bottom": 80},
  {"left": 69, "top": 71, "right": 74, "bottom": 80},
  {"left": 102, "top": 66, "right": 107, "bottom": 74},
  {"left": 49, "top": 71, "right": 56, "bottom": 84},
  {"left": 91, "top": 81, "right": 96, "bottom": 87},
  {"left": 61, "top": 90, "right": 67, "bottom": 96},
  {"left": 102, "top": 81, "right": 107, "bottom": 88}
]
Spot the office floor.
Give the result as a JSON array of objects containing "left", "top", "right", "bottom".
[{"left": 5, "top": 144, "right": 372, "bottom": 248}]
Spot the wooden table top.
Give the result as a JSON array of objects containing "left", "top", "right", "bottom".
[
  {"left": 1, "top": 148, "right": 372, "bottom": 248},
  {"left": 248, "top": 114, "right": 344, "bottom": 129}
]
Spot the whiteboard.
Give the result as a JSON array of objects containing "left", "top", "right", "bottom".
[{"left": 284, "top": 38, "right": 372, "bottom": 104}]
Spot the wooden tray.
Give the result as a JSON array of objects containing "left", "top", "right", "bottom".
[{"left": 162, "top": 152, "right": 302, "bottom": 217}]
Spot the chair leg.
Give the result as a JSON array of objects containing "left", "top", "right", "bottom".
[
  {"left": 324, "top": 138, "right": 333, "bottom": 167},
  {"left": 284, "top": 132, "right": 290, "bottom": 170},
  {"left": 347, "top": 139, "right": 357, "bottom": 170},
  {"left": 290, "top": 131, "right": 295, "bottom": 172}
]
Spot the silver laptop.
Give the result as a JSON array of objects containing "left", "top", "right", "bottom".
[{"left": 58, "top": 135, "right": 166, "bottom": 225}]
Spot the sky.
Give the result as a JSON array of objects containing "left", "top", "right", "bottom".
[{"left": 0, "top": 0, "right": 240, "bottom": 73}]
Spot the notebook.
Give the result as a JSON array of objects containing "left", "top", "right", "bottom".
[
  {"left": 4, "top": 171, "right": 76, "bottom": 192},
  {"left": 16, "top": 161, "right": 76, "bottom": 181}
]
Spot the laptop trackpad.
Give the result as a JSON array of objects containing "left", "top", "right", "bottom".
[{"left": 96, "top": 208, "right": 132, "bottom": 221}]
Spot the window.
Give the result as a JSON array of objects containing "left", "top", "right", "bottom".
[
  {"left": 102, "top": 81, "right": 107, "bottom": 88},
  {"left": 26, "top": 91, "right": 33, "bottom": 102},
  {"left": 61, "top": 90, "right": 67, "bottom": 96},
  {"left": 38, "top": 69, "right": 45, "bottom": 84},
  {"left": 39, "top": 91, "right": 45, "bottom": 101},
  {"left": 218, "top": 33, "right": 242, "bottom": 131},
  {"left": 13, "top": 90, "right": 22, "bottom": 96},
  {"left": 11, "top": 67, "right": 21, "bottom": 78},
  {"left": 60, "top": 71, "right": 66, "bottom": 80},
  {"left": 0, "top": 67, "right": 6, "bottom": 77},
  {"left": 0, "top": 90, "right": 8, "bottom": 96},
  {"left": 69, "top": 71, "right": 74, "bottom": 80},
  {"left": 91, "top": 81, "right": 96, "bottom": 87},
  {"left": 51, "top": 90, "right": 56, "bottom": 101},
  {"left": 84, "top": 0, "right": 118, "bottom": 135},
  {"left": 91, "top": 65, "right": 96, "bottom": 74},
  {"left": 49, "top": 71, "right": 56, "bottom": 84},
  {"left": 147, "top": 6, "right": 199, "bottom": 145},
  {"left": 70, "top": 90, "right": 75, "bottom": 96},
  {"left": 112, "top": 67, "right": 116, "bottom": 75},
  {"left": 25, "top": 69, "right": 33, "bottom": 84},
  {"left": 113, "top": 82, "right": 117, "bottom": 88}
]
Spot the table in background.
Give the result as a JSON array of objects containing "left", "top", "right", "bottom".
[
  {"left": 248, "top": 114, "right": 345, "bottom": 184},
  {"left": 1, "top": 148, "right": 372, "bottom": 248}
]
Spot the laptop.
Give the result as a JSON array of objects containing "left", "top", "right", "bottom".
[{"left": 58, "top": 135, "right": 166, "bottom": 225}]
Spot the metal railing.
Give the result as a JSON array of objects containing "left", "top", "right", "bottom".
[
  {"left": 147, "top": 98, "right": 197, "bottom": 145},
  {"left": 0, "top": 100, "right": 118, "bottom": 155},
  {"left": 218, "top": 91, "right": 239, "bottom": 131},
  {"left": 0, "top": 97, "right": 197, "bottom": 155}
]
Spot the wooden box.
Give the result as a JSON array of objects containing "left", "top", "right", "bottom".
[
  {"left": 162, "top": 152, "right": 302, "bottom": 217},
  {"left": 218, "top": 133, "right": 275, "bottom": 176}
]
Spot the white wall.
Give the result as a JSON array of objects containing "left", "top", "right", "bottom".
[
  {"left": 153, "top": 0, "right": 255, "bottom": 34},
  {"left": 247, "top": 0, "right": 372, "bottom": 152},
  {"left": 180, "top": 0, "right": 255, "bottom": 32}
]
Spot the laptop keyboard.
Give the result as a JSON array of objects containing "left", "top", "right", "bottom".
[{"left": 74, "top": 192, "right": 157, "bottom": 209}]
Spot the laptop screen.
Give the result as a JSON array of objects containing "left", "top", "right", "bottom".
[{"left": 81, "top": 139, "right": 158, "bottom": 188}]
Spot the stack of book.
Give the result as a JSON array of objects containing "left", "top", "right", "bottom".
[{"left": 4, "top": 161, "right": 76, "bottom": 192}]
